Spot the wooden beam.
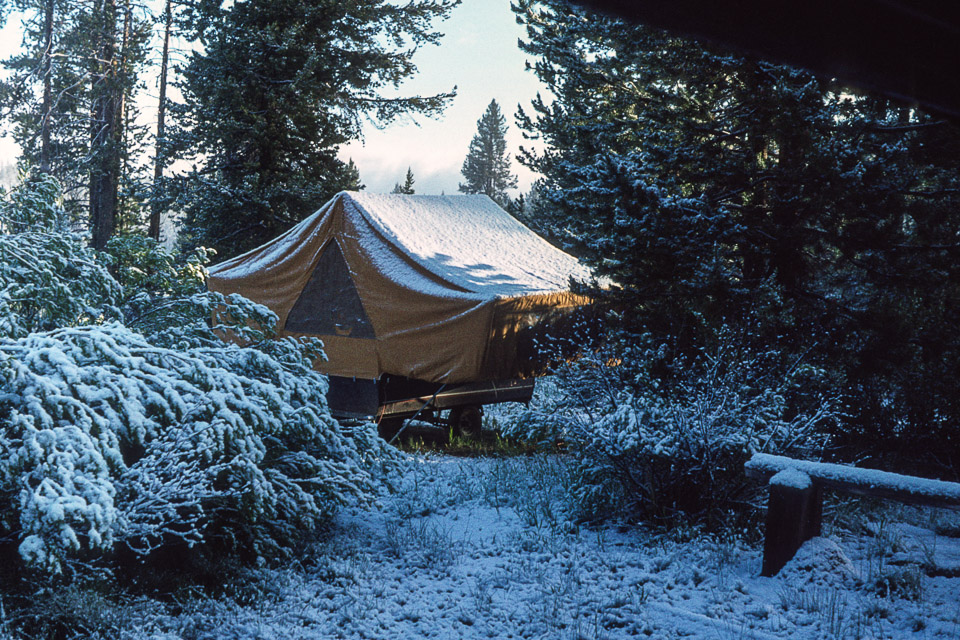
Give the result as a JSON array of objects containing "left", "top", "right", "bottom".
[{"left": 746, "top": 454, "right": 960, "bottom": 511}]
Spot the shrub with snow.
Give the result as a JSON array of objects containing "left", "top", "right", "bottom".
[
  {"left": 505, "top": 332, "right": 835, "bottom": 529},
  {"left": 0, "top": 323, "right": 392, "bottom": 573},
  {"left": 103, "top": 232, "right": 283, "bottom": 350},
  {"left": 0, "top": 173, "right": 121, "bottom": 338},
  {"left": 0, "top": 174, "right": 395, "bottom": 573}
]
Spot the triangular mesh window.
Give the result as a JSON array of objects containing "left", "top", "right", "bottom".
[{"left": 284, "top": 242, "right": 375, "bottom": 338}]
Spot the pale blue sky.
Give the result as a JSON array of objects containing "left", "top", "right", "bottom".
[
  {"left": 339, "top": 0, "right": 548, "bottom": 195},
  {"left": 0, "top": 1, "right": 547, "bottom": 194}
]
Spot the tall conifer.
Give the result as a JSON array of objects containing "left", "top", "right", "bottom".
[
  {"left": 514, "top": 0, "right": 960, "bottom": 470},
  {"left": 458, "top": 99, "right": 518, "bottom": 206},
  {"left": 392, "top": 167, "right": 416, "bottom": 194},
  {"left": 1, "top": 0, "right": 149, "bottom": 234},
  {"left": 170, "top": 0, "right": 459, "bottom": 259}
]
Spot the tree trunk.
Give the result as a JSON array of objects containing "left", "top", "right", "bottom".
[
  {"left": 149, "top": 0, "right": 172, "bottom": 241},
  {"left": 116, "top": 0, "right": 132, "bottom": 230},
  {"left": 39, "top": 0, "right": 55, "bottom": 173},
  {"left": 90, "top": 0, "right": 121, "bottom": 251}
]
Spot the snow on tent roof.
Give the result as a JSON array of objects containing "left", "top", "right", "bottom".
[{"left": 343, "top": 192, "right": 593, "bottom": 298}]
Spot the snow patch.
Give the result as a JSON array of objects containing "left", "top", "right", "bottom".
[
  {"left": 771, "top": 467, "right": 812, "bottom": 490},
  {"left": 777, "top": 537, "right": 860, "bottom": 586},
  {"left": 344, "top": 191, "right": 594, "bottom": 297}
]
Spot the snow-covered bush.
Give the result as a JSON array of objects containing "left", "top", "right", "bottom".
[
  {"left": 0, "top": 174, "right": 121, "bottom": 338},
  {"left": 0, "top": 168, "right": 63, "bottom": 233},
  {"left": 504, "top": 333, "right": 835, "bottom": 530},
  {"left": 0, "top": 322, "right": 393, "bottom": 573},
  {"left": 0, "top": 175, "right": 396, "bottom": 573},
  {"left": 104, "top": 234, "right": 280, "bottom": 349}
]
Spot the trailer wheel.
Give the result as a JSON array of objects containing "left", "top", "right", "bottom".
[{"left": 450, "top": 405, "right": 482, "bottom": 439}]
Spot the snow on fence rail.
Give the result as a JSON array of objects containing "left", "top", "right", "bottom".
[
  {"left": 745, "top": 453, "right": 960, "bottom": 510},
  {"left": 745, "top": 453, "right": 960, "bottom": 576}
]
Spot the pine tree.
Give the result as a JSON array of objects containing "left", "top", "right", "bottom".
[
  {"left": 392, "top": 167, "right": 415, "bottom": 194},
  {"left": 2, "top": 0, "right": 89, "bottom": 215},
  {"left": 342, "top": 158, "right": 364, "bottom": 192},
  {"left": 87, "top": 0, "right": 122, "bottom": 250},
  {"left": 459, "top": 99, "right": 518, "bottom": 206},
  {"left": 514, "top": 0, "right": 960, "bottom": 471},
  {"left": 1, "top": 0, "right": 150, "bottom": 236},
  {"left": 170, "top": 0, "right": 458, "bottom": 259}
]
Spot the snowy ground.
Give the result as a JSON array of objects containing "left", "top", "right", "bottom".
[{"left": 126, "top": 453, "right": 960, "bottom": 640}]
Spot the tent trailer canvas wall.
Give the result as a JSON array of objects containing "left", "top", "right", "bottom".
[{"left": 207, "top": 191, "right": 594, "bottom": 433}]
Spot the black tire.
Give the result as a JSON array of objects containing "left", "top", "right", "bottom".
[{"left": 449, "top": 405, "right": 483, "bottom": 439}]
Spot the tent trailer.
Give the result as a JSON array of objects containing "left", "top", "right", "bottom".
[{"left": 207, "top": 191, "right": 593, "bottom": 436}]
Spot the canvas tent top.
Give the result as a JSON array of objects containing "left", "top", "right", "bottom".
[
  {"left": 207, "top": 191, "right": 593, "bottom": 383},
  {"left": 218, "top": 191, "right": 593, "bottom": 297}
]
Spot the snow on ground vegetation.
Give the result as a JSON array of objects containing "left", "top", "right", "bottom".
[{"left": 49, "top": 452, "right": 960, "bottom": 640}]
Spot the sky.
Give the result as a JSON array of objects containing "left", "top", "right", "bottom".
[
  {"left": 338, "top": 0, "right": 547, "bottom": 195},
  {"left": 0, "top": 0, "right": 549, "bottom": 195}
]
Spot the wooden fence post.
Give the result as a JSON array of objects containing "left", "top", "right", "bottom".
[{"left": 761, "top": 469, "right": 822, "bottom": 577}]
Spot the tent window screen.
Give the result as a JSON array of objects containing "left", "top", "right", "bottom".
[{"left": 284, "top": 242, "right": 375, "bottom": 337}]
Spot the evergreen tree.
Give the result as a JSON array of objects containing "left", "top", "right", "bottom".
[
  {"left": 2, "top": 0, "right": 89, "bottom": 215},
  {"left": 170, "top": 0, "right": 458, "bottom": 259},
  {"left": 342, "top": 158, "right": 364, "bottom": 192},
  {"left": 505, "top": 192, "right": 524, "bottom": 218},
  {"left": 0, "top": 0, "right": 65, "bottom": 177},
  {"left": 87, "top": 0, "right": 122, "bottom": 249},
  {"left": 1, "top": 0, "right": 150, "bottom": 237},
  {"left": 391, "top": 167, "right": 416, "bottom": 194},
  {"left": 514, "top": 0, "right": 960, "bottom": 471},
  {"left": 459, "top": 99, "right": 518, "bottom": 206}
]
